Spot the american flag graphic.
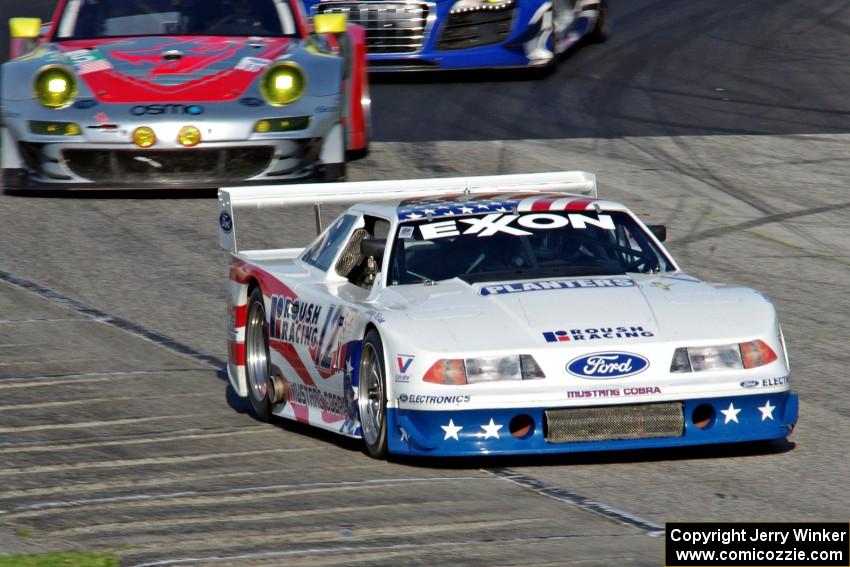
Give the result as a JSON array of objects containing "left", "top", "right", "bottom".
[{"left": 77, "top": 60, "right": 112, "bottom": 74}]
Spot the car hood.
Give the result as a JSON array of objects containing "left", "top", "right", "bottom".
[
  {"left": 49, "top": 36, "right": 294, "bottom": 103},
  {"left": 375, "top": 273, "right": 777, "bottom": 354}
]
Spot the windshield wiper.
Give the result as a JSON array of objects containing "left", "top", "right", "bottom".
[{"left": 459, "top": 265, "right": 625, "bottom": 284}]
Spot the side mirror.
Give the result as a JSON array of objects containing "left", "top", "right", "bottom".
[
  {"left": 648, "top": 225, "right": 667, "bottom": 242},
  {"left": 10, "top": 17, "right": 41, "bottom": 39},
  {"left": 313, "top": 13, "right": 347, "bottom": 34},
  {"left": 360, "top": 238, "right": 386, "bottom": 262}
]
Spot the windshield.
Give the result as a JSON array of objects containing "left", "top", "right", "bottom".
[
  {"left": 56, "top": 0, "right": 298, "bottom": 39},
  {"left": 388, "top": 210, "right": 674, "bottom": 285}
]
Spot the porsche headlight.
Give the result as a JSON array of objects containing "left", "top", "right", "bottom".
[
  {"left": 34, "top": 66, "right": 77, "bottom": 109},
  {"left": 423, "top": 355, "right": 545, "bottom": 384},
  {"left": 260, "top": 63, "right": 305, "bottom": 106},
  {"left": 449, "top": 0, "right": 514, "bottom": 14}
]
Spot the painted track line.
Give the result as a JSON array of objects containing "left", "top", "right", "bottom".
[
  {"left": 486, "top": 468, "right": 663, "bottom": 536},
  {"left": 127, "top": 532, "right": 631, "bottom": 567},
  {"left": 0, "top": 476, "right": 486, "bottom": 517},
  {"left": 0, "top": 269, "right": 224, "bottom": 369}
]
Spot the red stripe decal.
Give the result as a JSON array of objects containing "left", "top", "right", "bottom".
[
  {"left": 229, "top": 340, "right": 246, "bottom": 366},
  {"left": 270, "top": 340, "right": 317, "bottom": 387},
  {"left": 289, "top": 402, "right": 310, "bottom": 424},
  {"left": 564, "top": 199, "right": 594, "bottom": 211},
  {"left": 233, "top": 304, "right": 247, "bottom": 328},
  {"left": 531, "top": 198, "right": 558, "bottom": 212}
]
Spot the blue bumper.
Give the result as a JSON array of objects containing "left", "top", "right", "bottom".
[
  {"left": 305, "top": 1, "right": 594, "bottom": 70},
  {"left": 387, "top": 392, "right": 799, "bottom": 457}
]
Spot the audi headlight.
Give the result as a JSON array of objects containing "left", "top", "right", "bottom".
[
  {"left": 34, "top": 66, "right": 77, "bottom": 109},
  {"left": 424, "top": 355, "right": 544, "bottom": 384},
  {"left": 449, "top": 0, "right": 514, "bottom": 14},
  {"left": 260, "top": 63, "right": 305, "bottom": 106},
  {"left": 670, "top": 340, "right": 778, "bottom": 373}
]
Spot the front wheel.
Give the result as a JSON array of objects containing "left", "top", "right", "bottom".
[
  {"left": 245, "top": 286, "right": 272, "bottom": 421},
  {"left": 358, "top": 329, "right": 388, "bottom": 458},
  {"left": 587, "top": 0, "right": 609, "bottom": 43}
]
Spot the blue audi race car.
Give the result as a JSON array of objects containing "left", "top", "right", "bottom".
[{"left": 304, "top": 0, "right": 609, "bottom": 71}]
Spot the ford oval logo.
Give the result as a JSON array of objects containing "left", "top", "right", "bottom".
[
  {"left": 739, "top": 380, "right": 760, "bottom": 389},
  {"left": 567, "top": 352, "right": 649, "bottom": 379}
]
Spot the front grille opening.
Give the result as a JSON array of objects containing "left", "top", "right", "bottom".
[
  {"left": 62, "top": 147, "right": 274, "bottom": 185},
  {"left": 545, "top": 402, "right": 685, "bottom": 443},
  {"left": 438, "top": 5, "right": 515, "bottom": 51},
  {"left": 316, "top": 2, "right": 430, "bottom": 54}
]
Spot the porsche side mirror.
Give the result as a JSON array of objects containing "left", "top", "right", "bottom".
[
  {"left": 10, "top": 17, "right": 41, "bottom": 39},
  {"left": 360, "top": 238, "right": 386, "bottom": 262},
  {"left": 9, "top": 17, "right": 41, "bottom": 59},
  {"left": 648, "top": 225, "right": 667, "bottom": 242},
  {"left": 313, "top": 13, "right": 347, "bottom": 34}
]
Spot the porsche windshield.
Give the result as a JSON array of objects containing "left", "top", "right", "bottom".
[
  {"left": 56, "top": 0, "right": 298, "bottom": 39},
  {"left": 388, "top": 210, "right": 674, "bottom": 285}
]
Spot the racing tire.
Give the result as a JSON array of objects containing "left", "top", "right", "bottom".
[
  {"left": 587, "top": 0, "right": 610, "bottom": 43},
  {"left": 358, "top": 329, "right": 388, "bottom": 459},
  {"left": 321, "top": 162, "right": 347, "bottom": 182},
  {"left": 244, "top": 286, "right": 273, "bottom": 422},
  {"left": 2, "top": 168, "right": 27, "bottom": 195}
]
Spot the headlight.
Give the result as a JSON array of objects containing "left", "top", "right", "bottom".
[
  {"left": 449, "top": 0, "right": 514, "bottom": 14},
  {"left": 424, "top": 355, "right": 544, "bottom": 384},
  {"left": 260, "top": 63, "right": 306, "bottom": 106},
  {"left": 34, "top": 66, "right": 77, "bottom": 109},
  {"left": 670, "top": 339, "right": 778, "bottom": 373}
]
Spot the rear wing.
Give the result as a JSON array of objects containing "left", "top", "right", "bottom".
[{"left": 218, "top": 171, "right": 597, "bottom": 253}]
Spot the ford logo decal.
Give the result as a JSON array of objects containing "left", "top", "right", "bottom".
[
  {"left": 219, "top": 212, "right": 233, "bottom": 233},
  {"left": 567, "top": 352, "right": 649, "bottom": 379},
  {"left": 739, "top": 380, "right": 760, "bottom": 388}
]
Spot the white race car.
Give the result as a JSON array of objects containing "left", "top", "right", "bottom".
[{"left": 218, "top": 172, "right": 798, "bottom": 458}]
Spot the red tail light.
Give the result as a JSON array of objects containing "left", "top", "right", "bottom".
[
  {"left": 423, "top": 359, "right": 467, "bottom": 384},
  {"left": 740, "top": 340, "right": 778, "bottom": 369}
]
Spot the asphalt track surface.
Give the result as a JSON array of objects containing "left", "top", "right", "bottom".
[{"left": 1, "top": 1, "right": 849, "bottom": 565}]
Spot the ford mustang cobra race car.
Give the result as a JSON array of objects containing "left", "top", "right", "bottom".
[
  {"left": 304, "top": 0, "right": 608, "bottom": 70},
  {"left": 1, "top": 0, "right": 370, "bottom": 191},
  {"left": 218, "top": 171, "right": 798, "bottom": 458}
]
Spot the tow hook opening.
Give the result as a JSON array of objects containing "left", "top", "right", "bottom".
[
  {"left": 691, "top": 403, "right": 715, "bottom": 430},
  {"left": 509, "top": 414, "right": 535, "bottom": 439}
]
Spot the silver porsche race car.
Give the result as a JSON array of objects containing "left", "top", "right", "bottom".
[{"left": 1, "top": 0, "right": 370, "bottom": 191}]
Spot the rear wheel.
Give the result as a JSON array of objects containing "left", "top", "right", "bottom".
[
  {"left": 245, "top": 286, "right": 272, "bottom": 421},
  {"left": 358, "top": 329, "right": 388, "bottom": 458}
]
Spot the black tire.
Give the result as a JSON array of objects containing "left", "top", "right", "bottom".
[
  {"left": 2, "top": 168, "right": 27, "bottom": 195},
  {"left": 244, "top": 286, "right": 273, "bottom": 421},
  {"left": 358, "top": 329, "right": 388, "bottom": 458},
  {"left": 321, "top": 161, "right": 346, "bottom": 182},
  {"left": 587, "top": 0, "right": 609, "bottom": 43}
]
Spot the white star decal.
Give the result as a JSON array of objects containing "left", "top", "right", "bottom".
[
  {"left": 758, "top": 400, "right": 775, "bottom": 421},
  {"left": 423, "top": 208, "right": 436, "bottom": 214},
  {"left": 399, "top": 426, "right": 410, "bottom": 442},
  {"left": 406, "top": 212, "right": 424, "bottom": 220},
  {"left": 441, "top": 419, "right": 463, "bottom": 441},
  {"left": 459, "top": 206, "right": 474, "bottom": 214},
  {"left": 721, "top": 402, "right": 741, "bottom": 424},
  {"left": 479, "top": 418, "right": 503, "bottom": 440},
  {"left": 345, "top": 359, "right": 353, "bottom": 377},
  {"left": 494, "top": 207, "right": 509, "bottom": 212},
  {"left": 476, "top": 204, "right": 491, "bottom": 209}
]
